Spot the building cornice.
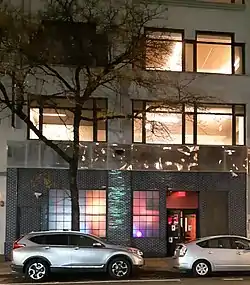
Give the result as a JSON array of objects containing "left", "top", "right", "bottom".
[{"left": 159, "top": 0, "right": 246, "bottom": 11}]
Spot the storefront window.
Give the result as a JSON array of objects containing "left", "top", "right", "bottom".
[
  {"left": 133, "top": 191, "right": 160, "bottom": 238},
  {"left": 49, "top": 189, "right": 106, "bottom": 237}
]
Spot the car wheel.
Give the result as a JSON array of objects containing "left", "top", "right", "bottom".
[
  {"left": 25, "top": 259, "right": 49, "bottom": 282},
  {"left": 192, "top": 260, "right": 211, "bottom": 277},
  {"left": 108, "top": 257, "right": 131, "bottom": 279}
]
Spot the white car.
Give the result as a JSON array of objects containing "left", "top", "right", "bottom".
[{"left": 173, "top": 235, "right": 250, "bottom": 277}]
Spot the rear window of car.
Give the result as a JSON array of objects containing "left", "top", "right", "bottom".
[{"left": 29, "top": 234, "right": 69, "bottom": 245}]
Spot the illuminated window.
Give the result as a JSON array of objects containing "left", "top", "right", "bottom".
[
  {"left": 49, "top": 189, "right": 106, "bottom": 237},
  {"left": 133, "top": 191, "right": 160, "bottom": 238},
  {"left": 145, "top": 30, "right": 183, "bottom": 71},
  {"left": 143, "top": 29, "right": 245, "bottom": 75},
  {"left": 29, "top": 98, "right": 107, "bottom": 142},
  {"left": 196, "top": 33, "right": 244, "bottom": 74},
  {"left": 133, "top": 101, "right": 246, "bottom": 145},
  {"left": 197, "top": 105, "right": 233, "bottom": 145}
]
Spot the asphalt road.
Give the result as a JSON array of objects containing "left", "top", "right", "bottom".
[
  {"left": 3, "top": 271, "right": 250, "bottom": 285},
  {"left": 1, "top": 278, "right": 250, "bottom": 285}
]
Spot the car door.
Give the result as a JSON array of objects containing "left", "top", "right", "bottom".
[
  {"left": 30, "top": 234, "right": 72, "bottom": 268},
  {"left": 69, "top": 234, "right": 107, "bottom": 268},
  {"left": 198, "top": 237, "right": 237, "bottom": 271},
  {"left": 231, "top": 237, "right": 250, "bottom": 270}
]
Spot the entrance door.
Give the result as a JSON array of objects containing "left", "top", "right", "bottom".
[{"left": 167, "top": 209, "right": 197, "bottom": 256}]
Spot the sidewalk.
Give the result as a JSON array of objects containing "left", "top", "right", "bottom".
[{"left": 0, "top": 258, "right": 173, "bottom": 275}]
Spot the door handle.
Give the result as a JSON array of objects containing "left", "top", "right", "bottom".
[
  {"left": 237, "top": 251, "right": 243, "bottom": 255},
  {"left": 74, "top": 247, "right": 80, "bottom": 250},
  {"left": 208, "top": 251, "right": 213, "bottom": 254},
  {"left": 44, "top": 246, "right": 50, "bottom": 250}
]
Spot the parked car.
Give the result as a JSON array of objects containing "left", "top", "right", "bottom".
[
  {"left": 173, "top": 235, "right": 250, "bottom": 277},
  {"left": 11, "top": 230, "right": 144, "bottom": 282}
]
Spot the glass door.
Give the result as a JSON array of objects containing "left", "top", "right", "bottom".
[{"left": 167, "top": 209, "right": 197, "bottom": 256}]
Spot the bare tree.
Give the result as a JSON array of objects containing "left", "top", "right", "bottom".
[{"left": 0, "top": 0, "right": 206, "bottom": 230}]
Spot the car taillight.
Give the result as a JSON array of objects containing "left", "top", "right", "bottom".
[
  {"left": 179, "top": 246, "right": 187, "bottom": 257},
  {"left": 13, "top": 237, "right": 25, "bottom": 250}
]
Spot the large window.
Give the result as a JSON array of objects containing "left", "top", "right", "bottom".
[
  {"left": 29, "top": 98, "right": 107, "bottom": 142},
  {"left": 49, "top": 189, "right": 106, "bottom": 237},
  {"left": 133, "top": 101, "right": 245, "bottom": 145},
  {"left": 145, "top": 29, "right": 245, "bottom": 75},
  {"left": 133, "top": 191, "right": 160, "bottom": 238}
]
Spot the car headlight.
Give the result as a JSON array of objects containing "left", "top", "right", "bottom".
[{"left": 128, "top": 248, "right": 143, "bottom": 256}]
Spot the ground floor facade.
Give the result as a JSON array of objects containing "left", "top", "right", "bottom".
[{"left": 4, "top": 169, "right": 247, "bottom": 258}]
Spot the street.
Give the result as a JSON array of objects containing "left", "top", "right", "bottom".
[
  {"left": 2, "top": 271, "right": 250, "bottom": 285},
  {"left": 0, "top": 278, "right": 250, "bottom": 285}
]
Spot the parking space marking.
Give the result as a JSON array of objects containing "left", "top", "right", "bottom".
[
  {"left": 222, "top": 278, "right": 244, "bottom": 281},
  {"left": 0, "top": 279, "right": 182, "bottom": 285}
]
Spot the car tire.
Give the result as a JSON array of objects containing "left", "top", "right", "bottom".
[
  {"left": 192, "top": 260, "right": 211, "bottom": 277},
  {"left": 108, "top": 257, "right": 132, "bottom": 279},
  {"left": 25, "top": 259, "right": 50, "bottom": 282}
]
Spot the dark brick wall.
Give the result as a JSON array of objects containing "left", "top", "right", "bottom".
[{"left": 5, "top": 169, "right": 246, "bottom": 258}]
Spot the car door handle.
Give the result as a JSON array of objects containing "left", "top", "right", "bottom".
[
  {"left": 208, "top": 251, "right": 213, "bottom": 254},
  {"left": 237, "top": 251, "right": 243, "bottom": 255},
  {"left": 44, "top": 246, "right": 50, "bottom": 250},
  {"left": 74, "top": 247, "right": 80, "bottom": 250}
]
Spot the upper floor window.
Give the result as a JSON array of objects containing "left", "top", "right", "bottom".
[
  {"left": 133, "top": 101, "right": 245, "bottom": 145},
  {"left": 145, "top": 29, "right": 245, "bottom": 75},
  {"left": 29, "top": 97, "right": 107, "bottom": 142}
]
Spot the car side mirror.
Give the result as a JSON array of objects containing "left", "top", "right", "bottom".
[{"left": 93, "top": 242, "right": 103, "bottom": 248}]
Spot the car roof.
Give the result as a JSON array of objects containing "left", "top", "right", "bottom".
[
  {"left": 188, "top": 235, "right": 249, "bottom": 244},
  {"left": 26, "top": 230, "right": 91, "bottom": 236}
]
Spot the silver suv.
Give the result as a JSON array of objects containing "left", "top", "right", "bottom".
[{"left": 11, "top": 230, "right": 144, "bottom": 282}]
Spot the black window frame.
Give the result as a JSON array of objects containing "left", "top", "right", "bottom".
[
  {"left": 195, "top": 31, "right": 245, "bottom": 75},
  {"left": 143, "top": 28, "right": 245, "bottom": 75},
  {"left": 144, "top": 28, "right": 185, "bottom": 71},
  {"left": 132, "top": 100, "right": 246, "bottom": 146},
  {"left": 132, "top": 190, "right": 160, "bottom": 238},
  {"left": 27, "top": 97, "right": 108, "bottom": 142}
]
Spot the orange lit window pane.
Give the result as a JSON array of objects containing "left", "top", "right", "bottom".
[{"left": 49, "top": 189, "right": 106, "bottom": 237}]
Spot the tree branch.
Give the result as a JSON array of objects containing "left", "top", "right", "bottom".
[{"left": 0, "top": 81, "right": 71, "bottom": 163}]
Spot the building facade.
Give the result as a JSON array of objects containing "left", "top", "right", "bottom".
[{"left": 1, "top": 0, "right": 250, "bottom": 258}]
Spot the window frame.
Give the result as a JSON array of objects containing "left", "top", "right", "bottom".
[
  {"left": 143, "top": 28, "right": 245, "bottom": 75},
  {"left": 48, "top": 189, "right": 107, "bottom": 238},
  {"left": 132, "top": 100, "right": 246, "bottom": 146},
  {"left": 144, "top": 28, "right": 185, "bottom": 71},
  {"left": 27, "top": 96, "right": 108, "bottom": 142},
  {"left": 132, "top": 190, "right": 160, "bottom": 238},
  {"left": 195, "top": 31, "right": 245, "bottom": 75}
]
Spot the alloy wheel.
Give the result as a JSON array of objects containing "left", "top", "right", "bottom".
[
  {"left": 111, "top": 260, "right": 128, "bottom": 277},
  {"left": 195, "top": 262, "right": 209, "bottom": 276},
  {"left": 28, "top": 262, "right": 46, "bottom": 280}
]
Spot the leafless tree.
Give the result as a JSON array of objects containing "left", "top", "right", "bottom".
[{"left": 0, "top": 0, "right": 207, "bottom": 230}]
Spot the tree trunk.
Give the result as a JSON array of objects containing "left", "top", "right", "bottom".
[
  {"left": 69, "top": 161, "right": 80, "bottom": 231},
  {"left": 70, "top": 104, "right": 81, "bottom": 231}
]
